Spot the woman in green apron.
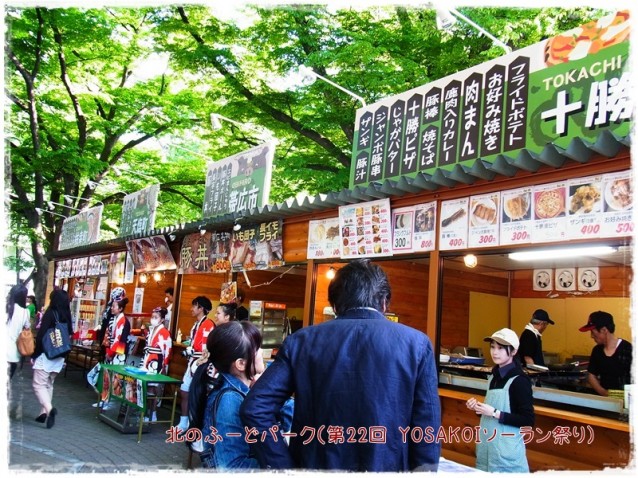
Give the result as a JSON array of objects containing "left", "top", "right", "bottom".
[{"left": 466, "top": 328, "right": 535, "bottom": 472}]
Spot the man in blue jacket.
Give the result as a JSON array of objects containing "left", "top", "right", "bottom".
[{"left": 240, "top": 259, "right": 441, "bottom": 471}]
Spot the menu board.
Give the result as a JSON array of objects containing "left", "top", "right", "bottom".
[
  {"left": 468, "top": 193, "right": 500, "bottom": 248},
  {"left": 566, "top": 175, "right": 603, "bottom": 241},
  {"left": 307, "top": 218, "right": 341, "bottom": 259},
  {"left": 126, "top": 235, "right": 177, "bottom": 273},
  {"left": 339, "top": 199, "right": 392, "bottom": 258},
  {"left": 531, "top": 181, "right": 568, "bottom": 243},
  {"left": 600, "top": 171, "right": 632, "bottom": 238},
  {"left": 87, "top": 255, "right": 102, "bottom": 276},
  {"left": 439, "top": 198, "right": 469, "bottom": 251},
  {"left": 391, "top": 202, "right": 437, "bottom": 254},
  {"left": 499, "top": 187, "right": 533, "bottom": 246}
]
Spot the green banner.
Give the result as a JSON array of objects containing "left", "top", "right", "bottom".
[{"left": 350, "top": 11, "right": 630, "bottom": 188}]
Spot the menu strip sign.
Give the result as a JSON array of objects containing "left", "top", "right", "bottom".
[
  {"left": 391, "top": 202, "right": 437, "bottom": 254},
  {"left": 350, "top": 11, "right": 630, "bottom": 188}
]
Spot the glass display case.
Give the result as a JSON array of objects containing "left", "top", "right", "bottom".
[
  {"left": 249, "top": 301, "right": 287, "bottom": 348},
  {"left": 71, "top": 297, "right": 102, "bottom": 336}
]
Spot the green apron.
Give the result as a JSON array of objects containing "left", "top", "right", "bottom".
[{"left": 476, "top": 375, "right": 529, "bottom": 472}]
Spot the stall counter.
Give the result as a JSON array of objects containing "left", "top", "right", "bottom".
[{"left": 439, "top": 387, "right": 630, "bottom": 471}]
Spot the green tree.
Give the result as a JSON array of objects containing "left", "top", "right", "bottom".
[{"left": 5, "top": 5, "right": 607, "bottom": 305}]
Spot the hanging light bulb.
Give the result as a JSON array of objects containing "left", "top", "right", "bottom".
[
  {"left": 463, "top": 254, "right": 478, "bottom": 268},
  {"left": 139, "top": 273, "right": 148, "bottom": 284},
  {"left": 326, "top": 267, "right": 336, "bottom": 280}
]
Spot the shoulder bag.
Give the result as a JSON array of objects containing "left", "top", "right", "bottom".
[
  {"left": 42, "top": 311, "right": 72, "bottom": 359},
  {"left": 17, "top": 328, "right": 35, "bottom": 356}
]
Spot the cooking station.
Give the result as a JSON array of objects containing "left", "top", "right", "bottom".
[{"left": 439, "top": 359, "right": 626, "bottom": 416}]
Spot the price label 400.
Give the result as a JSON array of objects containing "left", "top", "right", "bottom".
[{"left": 449, "top": 238, "right": 464, "bottom": 248}]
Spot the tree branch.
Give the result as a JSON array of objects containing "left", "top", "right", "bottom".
[
  {"left": 50, "top": 16, "right": 88, "bottom": 151},
  {"left": 176, "top": 6, "right": 352, "bottom": 169}
]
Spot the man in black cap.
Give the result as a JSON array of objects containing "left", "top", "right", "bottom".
[
  {"left": 579, "top": 311, "right": 632, "bottom": 396},
  {"left": 517, "top": 309, "right": 554, "bottom": 367}
]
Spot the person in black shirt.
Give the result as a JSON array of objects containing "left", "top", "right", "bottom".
[
  {"left": 579, "top": 311, "right": 632, "bottom": 396},
  {"left": 517, "top": 309, "right": 554, "bottom": 367},
  {"left": 235, "top": 288, "right": 249, "bottom": 321}
]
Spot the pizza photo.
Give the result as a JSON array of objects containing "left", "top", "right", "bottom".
[{"left": 534, "top": 189, "right": 565, "bottom": 219}]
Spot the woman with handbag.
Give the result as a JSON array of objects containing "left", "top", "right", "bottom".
[
  {"left": 6, "top": 283, "right": 31, "bottom": 379},
  {"left": 31, "top": 289, "right": 74, "bottom": 428}
]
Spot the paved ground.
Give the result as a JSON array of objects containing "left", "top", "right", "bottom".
[{"left": 6, "top": 361, "right": 201, "bottom": 473}]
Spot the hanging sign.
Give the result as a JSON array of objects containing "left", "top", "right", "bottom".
[
  {"left": 58, "top": 205, "right": 104, "bottom": 251},
  {"left": 126, "top": 235, "right": 177, "bottom": 273},
  {"left": 178, "top": 231, "right": 232, "bottom": 274},
  {"left": 119, "top": 185, "right": 160, "bottom": 237},
  {"left": 230, "top": 220, "right": 284, "bottom": 272},
  {"left": 202, "top": 142, "right": 274, "bottom": 219}
]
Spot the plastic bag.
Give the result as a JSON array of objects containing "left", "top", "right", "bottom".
[{"left": 87, "top": 362, "right": 101, "bottom": 391}]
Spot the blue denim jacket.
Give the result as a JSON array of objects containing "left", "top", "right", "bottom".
[{"left": 201, "top": 372, "right": 293, "bottom": 470}]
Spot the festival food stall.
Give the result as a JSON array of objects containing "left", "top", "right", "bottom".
[{"left": 49, "top": 10, "right": 631, "bottom": 471}]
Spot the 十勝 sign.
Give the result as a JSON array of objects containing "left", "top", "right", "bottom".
[{"left": 350, "top": 11, "right": 630, "bottom": 188}]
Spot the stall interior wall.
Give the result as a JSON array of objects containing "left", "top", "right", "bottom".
[
  {"left": 314, "top": 260, "right": 430, "bottom": 335},
  {"left": 441, "top": 264, "right": 630, "bottom": 363},
  {"left": 177, "top": 269, "right": 306, "bottom": 336},
  {"left": 439, "top": 268, "right": 509, "bottom": 352},
  {"left": 137, "top": 270, "right": 176, "bottom": 314}
]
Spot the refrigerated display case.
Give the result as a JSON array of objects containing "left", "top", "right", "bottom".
[
  {"left": 71, "top": 297, "right": 102, "bottom": 336},
  {"left": 249, "top": 301, "right": 287, "bottom": 348}
]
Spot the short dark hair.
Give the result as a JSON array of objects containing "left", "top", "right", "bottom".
[
  {"left": 192, "top": 296, "right": 212, "bottom": 314},
  {"left": 113, "top": 297, "right": 130, "bottom": 311},
  {"left": 218, "top": 302, "right": 237, "bottom": 321},
  {"left": 165, "top": 287, "right": 174, "bottom": 296},
  {"left": 207, "top": 321, "right": 262, "bottom": 380},
  {"left": 152, "top": 307, "right": 168, "bottom": 319},
  {"left": 328, "top": 259, "right": 391, "bottom": 315}
]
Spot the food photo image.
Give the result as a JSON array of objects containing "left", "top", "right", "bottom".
[
  {"left": 534, "top": 187, "right": 565, "bottom": 219},
  {"left": 604, "top": 177, "right": 632, "bottom": 212},
  {"left": 471, "top": 198, "right": 498, "bottom": 226},
  {"left": 502, "top": 192, "right": 531, "bottom": 222},
  {"left": 569, "top": 183, "right": 601, "bottom": 214}
]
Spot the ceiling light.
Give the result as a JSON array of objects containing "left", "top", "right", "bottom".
[
  {"left": 139, "top": 273, "right": 148, "bottom": 284},
  {"left": 463, "top": 254, "right": 478, "bottom": 268},
  {"left": 326, "top": 266, "right": 336, "bottom": 280},
  {"left": 509, "top": 246, "right": 617, "bottom": 261}
]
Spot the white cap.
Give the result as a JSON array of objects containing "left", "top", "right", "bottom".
[{"left": 484, "top": 328, "right": 519, "bottom": 349}]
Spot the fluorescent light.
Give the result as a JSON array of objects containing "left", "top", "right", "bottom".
[{"left": 509, "top": 246, "right": 617, "bottom": 261}]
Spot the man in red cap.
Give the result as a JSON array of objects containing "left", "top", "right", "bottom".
[{"left": 579, "top": 311, "right": 632, "bottom": 396}]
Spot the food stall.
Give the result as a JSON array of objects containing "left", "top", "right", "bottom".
[{"left": 48, "top": 10, "right": 632, "bottom": 471}]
